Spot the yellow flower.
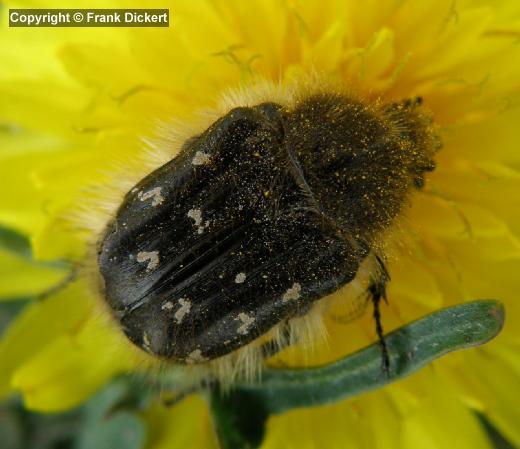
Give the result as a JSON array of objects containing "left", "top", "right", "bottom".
[{"left": 1, "top": 0, "right": 520, "bottom": 448}]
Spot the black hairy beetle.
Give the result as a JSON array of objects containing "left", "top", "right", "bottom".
[{"left": 97, "top": 91, "right": 439, "bottom": 367}]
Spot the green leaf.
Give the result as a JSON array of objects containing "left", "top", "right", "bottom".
[
  {"left": 77, "top": 412, "right": 145, "bottom": 449},
  {"left": 210, "top": 299, "right": 504, "bottom": 449},
  {"left": 0, "top": 404, "right": 23, "bottom": 449},
  {"left": 0, "top": 227, "right": 32, "bottom": 259},
  {"left": 76, "top": 381, "right": 147, "bottom": 449},
  {"left": 0, "top": 397, "right": 84, "bottom": 449}
]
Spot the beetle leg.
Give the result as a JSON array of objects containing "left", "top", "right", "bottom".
[{"left": 368, "top": 254, "right": 391, "bottom": 376}]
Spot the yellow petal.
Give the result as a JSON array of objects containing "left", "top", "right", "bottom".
[
  {"left": 0, "top": 281, "right": 91, "bottom": 397},
  {"left": 11, "top": 314, "right": 135, "bottom": 412},
  {"left": 58, "top": 42, "right": 150, "bottom": 98},
  {"left": 0, "top": 248, "right": 66, "bottom": 299},
  {"left": 430, "top": 158, "right": 520, "bottom": 239},
  {"left": 303, "top": 21, "right": 346, "bottom": 73},
  {"left": 144, "top": 396, "right": 218, "bottom": 449},
  {"left": 388, "top": 370, "right": 494, "bottom": 449},
  {"left": 263, "top": 401, "right": 365, "bottom": 449},
  {"left": 0, "top": 150, "right": 54, "bottom": 236},
  {"left": 464, "top": 347, "right": 520, "bottom": 447},
  {"left": 399, "top": 394, "right": 493, "bottom": 449},
  {"left": 388, "top": 255, "right": 444, "bottom": 309},
  {"left": 344, "top": 28, "right": 396, "bottom": 88}
]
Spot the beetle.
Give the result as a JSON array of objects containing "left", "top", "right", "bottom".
[{"left": 97, "top": 90, "right": 439, "bottom": 372}]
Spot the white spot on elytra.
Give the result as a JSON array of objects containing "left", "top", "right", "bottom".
[
  {"left": 282, "top": 282, "right": 302, "bottom": 302},
  {"left": 138, "top": 187, "right": 164, "bottom": 206},
  {"left": 236, "top": 312, "right": 255, "bottom": 335},
  {"left": 174, "top": 298, "right": 192, "bottom": 324},
  {"left": 187, "top": 208, "right": 209, "bottom": 234},
  {"left": 186, "top": 349, "right": 208, "bottom": 364},
  {"left": 136, "top": 251, "right": 159, "bottom": 271},
  {"left": 161, "top": 301, "right": 174, "bottom": 311},
  {"left": 187, "top": 208, "right": 202, "bottom": 226},
  {"left": 142, "top": 332, "right": 151, "bottom": 351},
  {"left": 192, "top": 151, "right": 211, "bottom": 165},
  {"left": 235, "top": 272, "right": 246, "bottom": 284}
]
